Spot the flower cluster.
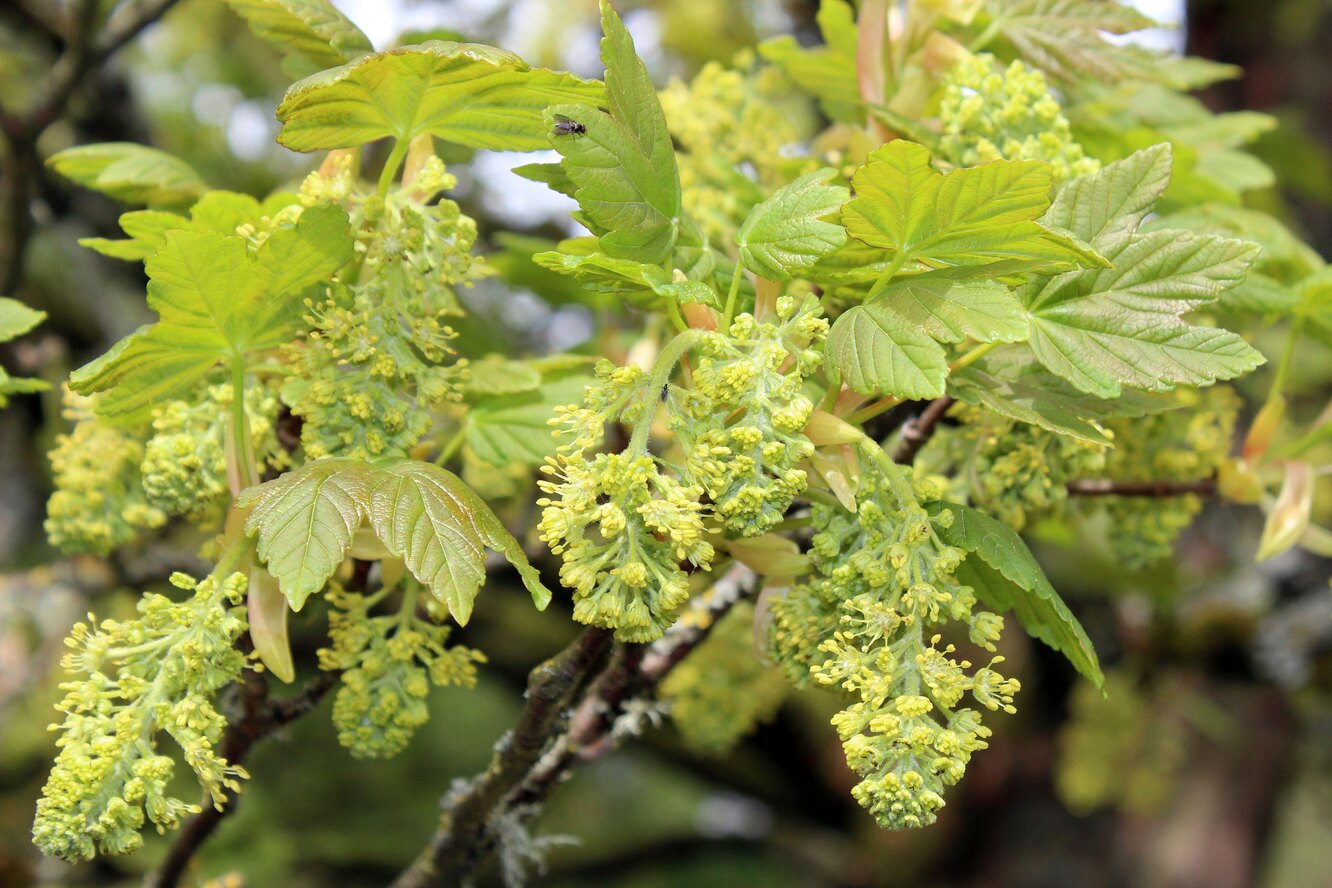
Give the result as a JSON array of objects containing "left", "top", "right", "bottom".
[
  {"left": 929, "top": 404, "right": 1107, "bottom": 532},
  {"left": 320, "top": 582, "right": 486, "bottom": 759},
  {"left": 677, "top": 295, "right": 828, "bottom": 536},
  {"left": 45, "top": 388, "right": 166, "bottom": 555},
  {"left": 283, "top": 156, "right": 478, "bottom": 459},
  {"left": 140, "top": 383, "right": 282, "bottom": 520},
  {"left": 659, "top": 59, "right": 811, "bottom": 244},
  {"left": 658, "top": 601, "right": 787, "bottom": 755},
  {"left": 33, "top": 572, "right": 249, "bottom": 861},
  {"left": 1092, "top": 386, "right": 1240, "bottom": 566},
  {"left": 540, "top": 355, "right": 715, "bottom": 642},
  {"left": 938, "top": 54, "right": 1099, "bottom": 182},
  {"left": 770, "top": 462, "right": 1017, "bottom": 829}
]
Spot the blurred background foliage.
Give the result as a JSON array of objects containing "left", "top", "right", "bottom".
[{"left": 2, "top": 1, "right": 1331, "bottom": 886}]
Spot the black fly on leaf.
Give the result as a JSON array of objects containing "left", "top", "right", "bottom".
[{"left": 552, "top": 114, "right": 587, "bottom": 137}]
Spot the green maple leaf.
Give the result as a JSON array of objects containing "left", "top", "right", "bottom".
[
  {"left": 982, "top": 0, "right": 1160, "bottom": 83},
  {"left": 276, "top": 41, "right": 603, "bottom": 152},
  {"left": 224, "top": 0, "right": 373, "bottom": 78},
  {"left": 532, "top": 251, "right": 718, "bottom": 310},
  {"left": 545, "top": 1, "right": 682, "bottom": 265},
  {"left": 842, "top": 141, "right": 1105, "bottom": 277},
  {"left": 930, "top": 501, "right": 1103, "bottom": 689},
  {"left": 465, "top": 371, "right": 594, "bottom": 466},
  {"left": 78, "top": 191, "right": 299, "bottom": 262},
  {"left": 70, "top": 204, "right": 353, "bottom": 420},
  {"left": 1023, "top": 144, "right": 1266, "bottom": 398},
  {"left": 47, "top": 143, "right": 206, "bottom": 208},
  {"left": 736, "top": 168, "right": 849, "bottom": 281}
]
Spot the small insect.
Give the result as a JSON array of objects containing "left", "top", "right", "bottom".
[{"left": 552, "top": 114, "right": 587, "bottom": 137}]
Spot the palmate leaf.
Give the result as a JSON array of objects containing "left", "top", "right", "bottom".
[
  {"left": 224, "top": 0, "right": 373, "bottom": 79},
  {"left": 70, "top": 204, "right": 353, "bottom": 420},
  {"left": 47, "top": 143, "right": 206, "bottom": 208},
  {"left": 276, "top": 41, "right": 602, "bottom": 152},
  {"left": 1023, "top": 145, "right": 1266, "bottom": 398},
  {"left": 546, "top": 1, "right": 682, "bottom": 265},
  {"left": 532, "top": 251, "right": 719, "bottom": 310},
  {"left": 736, "top": 168, "right": 848, "bottom": 281},
  {"left": 842, "top": 141, "right": 1105, "bottom": 276},
  {"left": 930, "top": 501, "right": 1104, "bottom": 689},
  {"left": 240, "top": 459, "right": 552, "bottom": 620}
]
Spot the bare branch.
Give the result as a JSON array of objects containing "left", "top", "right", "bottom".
[{"left": 892, "top": 395, "right": 955, "bottom": 465}]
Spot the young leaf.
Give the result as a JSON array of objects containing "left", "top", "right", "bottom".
[
  {"left": 276, "top": 42, "right": 603, "bottom": 152},
  {"left": 736, "top": 168, "right": 849, "bottom": 281},
  {"left": 843, "top": 141, "right": 1105, "bottom": 275},
  {"left": 79, "top": 191, "right": 293, "bottom": 262},
  {"left": 69, "top": 205, "right": 353, "bottom": 419},
  {"left": 367, "top": 460, "right": 552, "bottom": 622},
  {"left": 929, "top": 501, "right": 1103, "bottom": 689},
  {"left": 1024, "top": 146, "right": 1266, "bottom": 397},
  {"left": 827, "top": 302, "right": 948, "bottom": 399},
  {"left": 985, "top": 0, "right": 1160, "bottom": 84},
  {"left": 532, "top": 251, "right": 717, "bottom": 309},
  {"left": 545, "top": 1, "right": 682, "bottom": 265},
  {"left": 224, "top": 0, "right": 373, "bottom": 79},
  {"left": 46, "top": 143, "right": 206, "bottom": 208},
  {"left": 238, "top": 459, "right": 375, "bottom": 610}
]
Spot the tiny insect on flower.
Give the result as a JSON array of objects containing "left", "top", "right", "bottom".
[{"left": 553, "top": 115, "right": 587, "bottom": 136}]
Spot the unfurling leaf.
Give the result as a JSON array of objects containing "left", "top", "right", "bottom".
[
  {"left": 248, "top": 566, "right": 295, "bottom": 682},
  {"left": 930, "top": 501, "right": 1103, "bottom": 688},
  {"left": 1256, "top": 461, "right": 1314, "bottom": 562},
  {"left": 276, "top": 42, "right": 603, "bottom": 152},
  {"left": 239, "top": 460, "right": 374, "bottom": 610},
  {"left": 69, "top": 205, "right": 353, "bottom": 420}
]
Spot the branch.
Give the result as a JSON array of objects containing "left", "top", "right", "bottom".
[
  {"left": 1065, "top": 477, "right": 1218, "bottom": 497},
  {"left": 390, "top": 626, "right": 616, "bottom": 888},
  {"left": 891, "top": 395, "right": 955, "bottom": 465}
]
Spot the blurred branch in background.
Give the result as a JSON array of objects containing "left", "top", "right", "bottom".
[{"left": 0, "top": 0, "right": 182, "bottom": 295}]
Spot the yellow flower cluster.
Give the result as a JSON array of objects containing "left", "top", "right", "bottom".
[
  {"left": 33, "top": 572, "right": 249, "bottom": 861},
  {"left": 45, "top": 388, "right": 165, "bottom": 555},
  {"left": 283, "top": 158, "right": 478, "bottom": 460},
  {"left": 678, "top": 295, "right": 828, "bottom": 536},
  {"left": 320, "top": 583, "right": 486, "bottom": 758},
  {"left": 770, "top": 464, "right": 1018, "bottom": 830},
  {"left": 939, "top": 54, "right": 1100, "bottom": 182}
]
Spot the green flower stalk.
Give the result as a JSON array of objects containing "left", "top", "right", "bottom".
[
  {"left": 33, "top": 572, "right": 250, "bottom": 862},
  {"left": 939, "top": 54, "right": 1099, "bottom": 181},
  {"left": 771, "top": 457, "right": 1018, "bottom": 829}
]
